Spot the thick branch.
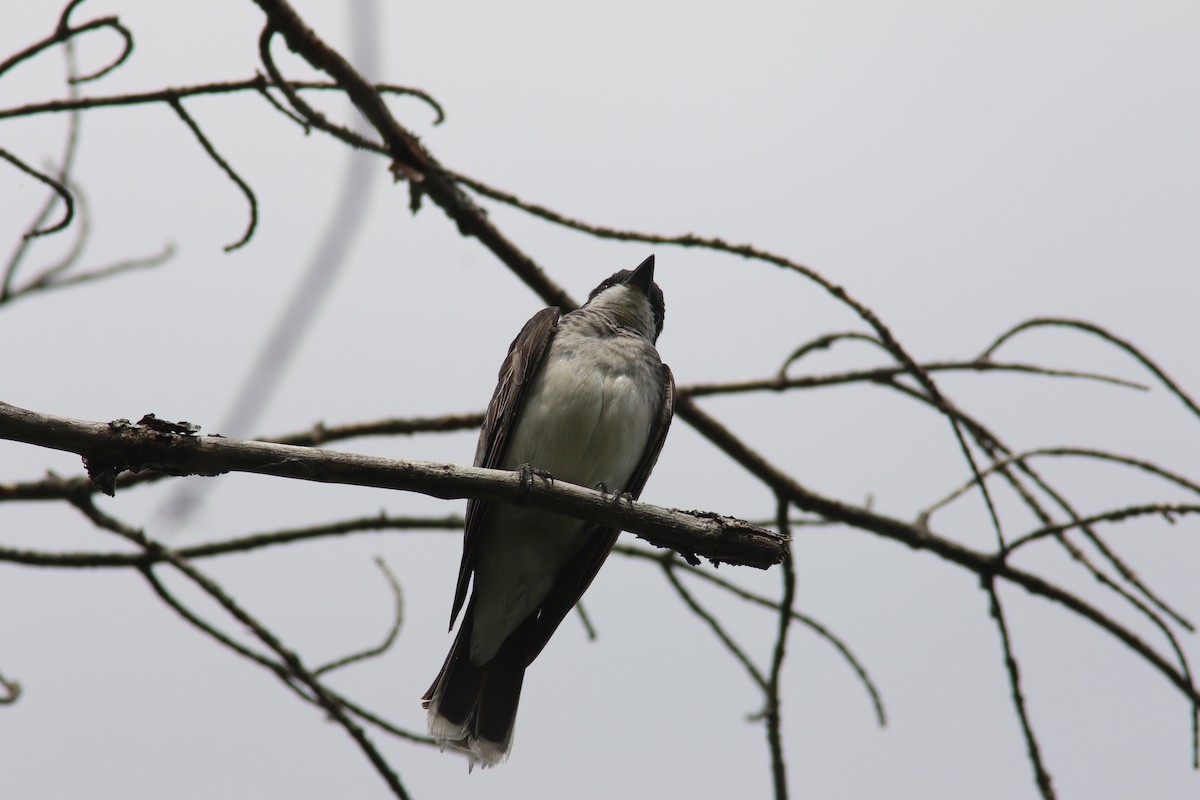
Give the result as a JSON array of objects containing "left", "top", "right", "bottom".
[{"left": 0, "top": 401, "right": 784, "bottom": 569}]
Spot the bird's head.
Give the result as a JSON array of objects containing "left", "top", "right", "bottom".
[{"left": 584, "top": 255, "right": 666, "bottom": 343}]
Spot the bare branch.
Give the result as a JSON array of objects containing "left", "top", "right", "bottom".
[
  {"left": 674, "top": 396, "right": 1200, "bottom": 708},
  {"left": 68, "top": 494, "right": 414, "bottom": 799},
  {"left": 765, "top": 499, "right": 797, "bottom": 800},
  {"left": 0, "top": 511, "right": 460, "bottom": 568},
  {"left": 0, "top": 79, "right": 444, "bottom": 125},
  {"left": 614, "top": 543, "right": 886, "bottom": 727},
  {"left": 313, "top": 558, "right": 405, "bottom": 677},
  {"left": 0, "top": 413, "right": 482, "bottom": 503},
  {"left": 661, "top": 558, "right": 767, "bottom": 690},
  {"left": 168, "top": 98, "right": 257, "bottom": 251},
  {"left": 0, "top": 6, "right": 132, "bottom": 84},
  {"left": 251, "top": 1, "right": 575, "bottom": 310},
  {"left": 0, "top": 401, "right": 786, "bottom": 568},
  {"left": 985, "top": 579, "right": 1056, "bottom": 799},
  {"left": 923, "top": 448, "right": 1200, "bottom": 526},
  {"left": 982, "top": 317, "right": 1200, "bottom": 422},
  {"left": 1005, "top": 504, "right": 1200, "bottom": 553},
  {"left": 681, "top": 359, "right": 1147, "bottom": 400},
  {"left": 0, "top": 147, "right": 74, "bottom": 239}
]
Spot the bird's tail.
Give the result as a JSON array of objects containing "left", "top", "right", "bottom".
[{"left": 422, "top": 609, "right": 530, "bottom": 770}]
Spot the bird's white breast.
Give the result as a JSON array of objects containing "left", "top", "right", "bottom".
[{"left": 469, "top": 328, "right": 661, "bottom": 664}]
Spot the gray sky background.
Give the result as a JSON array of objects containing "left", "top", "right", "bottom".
[{"left": 2, "top": 2, "right": 1198, "bottom": 798}]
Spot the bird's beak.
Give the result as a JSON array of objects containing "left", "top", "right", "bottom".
[{"left": 623, "top": 255, "right": 655, "bottom": 294}]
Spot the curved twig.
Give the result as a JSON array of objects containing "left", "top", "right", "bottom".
[
  {"left": 167, "top": 98, "right": 257, "bottom": 251},
  {"left": 683, "top": 360, "right": 1147, "bottom": 400},
  {"left": 0, "top": 12, "right": 131, "bottom": 84},
  {"left": 1005, "top": 504, "right": 1200, "bottom": 553},
  {"left": 778, "top": 331, "right": 885, "bottom": 377},
  {"left": 313, "top": 558, "right": 405, "bottom": 677},
  {"left": 923, "top": 447, "right": 1200, "bottom": 527},
  {"left": 0, "top": 147, "right": 74, "bottom": 240},
  {"left": 982, "top": 318, "right": 1200, "bottom": 422}
]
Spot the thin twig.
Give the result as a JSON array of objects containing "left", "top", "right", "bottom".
[
  {"left": 614, "top": 544, "right": 887, "bottom": 727},
  {"left": 661, "top": 557, "right": 767, "bottom": 690},
  {"left": 0, "top": 79, "right": 445, "bottom": 125},
  {"left": 314, "top": 558, "right": 404, "bottom": 677},
  {"left": 682, "top": 360, "right": 1146, "bottom": 399},
  {"left": 0, "top": 147, "right": 74, "bottom": 240},
  {"left": 982, "top": 317, "right": 1200, "bottom": 422},
  {"left": 168, "top": 98, "right": 257, "bottom": 251},
  {"left": 2, "top": 34, "right": 83, "bottom": 299},
  {"left": 8, "top": 243, "right": 176, "bottom": 303},
  {"left": 0, "top": 10, "right": 132, "bottom": 84},
  {"left": 765, "top": 498, "right": 797, "bottom": 800},
  {"left": 881, "top": 376, "right": 1197, "bottom": 642},
  {"left": 0, "top": 512, "right": 462, "bottom": 568},
  {"left": 1005, "top": 504, "right": 1200, "bottom": 553},
  {"left": 922, "top": 448, "right": 1200, "bottom": 526},
  {"left": 68, "top": 494, "right": 413, "bottom": 800},
  {"left": 138, "top": 550, "right": 432, "bottom": 745},
  {"left": 677, "top": 396, "right": 1200, "bottom": 708},
  {"left": 985, "top": 579, "right": 1057, "bottom": 799}
]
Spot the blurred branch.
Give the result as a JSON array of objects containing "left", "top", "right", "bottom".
[
  {"left": 6, "top": 242, "right": 176, "bottom": 304},
  {"left": 159, "top": 0, "right": 384, "bottom": 525},
  {"left": 1, "top": 35, "right": 175, "bottom": 308},
  {"left": 0, "top": 669, "right": 21, "bottom": 705}
]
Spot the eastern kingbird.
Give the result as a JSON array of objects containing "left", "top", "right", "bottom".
[{"left": 423, "top": 254, "right": 675, "bottom": 768}]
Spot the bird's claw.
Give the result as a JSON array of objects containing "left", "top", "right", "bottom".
[
  {"left": 517, "top": 463, "right": 554, "bottom": 496},
  {"left": 595, "top": 482, "right": 634, "bottom": 506}
]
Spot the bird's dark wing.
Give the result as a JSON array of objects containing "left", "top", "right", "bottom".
[
  {"left": 524, "top": 363, "right": 677, "bottom": 663},
  {"left": 448, "top": 306, "right": 561, "bottom": 629}
]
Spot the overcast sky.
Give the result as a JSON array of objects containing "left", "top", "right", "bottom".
[{"left": 2, "top": 2, "right": 1198, "bottom": 798}]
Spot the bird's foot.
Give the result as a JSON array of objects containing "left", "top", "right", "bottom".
[
  {"left": 595, "top": 482, "right": 634, "bottom": 506},
  {"left": 516, "top": 463, "right": 554, "bottom": 497}
]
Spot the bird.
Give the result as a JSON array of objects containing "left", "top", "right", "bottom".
[{"left": 422, "top": 254, "right": 675, "bottom": 769}]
